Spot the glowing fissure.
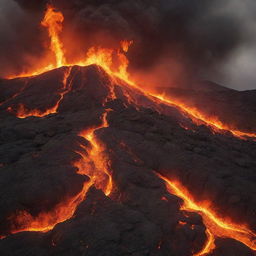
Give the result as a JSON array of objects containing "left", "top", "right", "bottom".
[
  {"left": 8, "top": 67, "right": 72, "bottom": 118},
  {"left": 8, "top": 111, "right": 112, "bottom": 236},
  {"left": 144, "top": 93, "right": 256, "bottom": 139},
  {"left": 75, "top": 111, "right": 113, "bottom": 196},
  {"left": 0, "top": 80, "right": 29, "bottom": 107},
  {"left": 10, "top": 179, "right": 93, "bottom": 234},
  {"left": 157, "top": 173, "right": 256, "bottom": 255}
]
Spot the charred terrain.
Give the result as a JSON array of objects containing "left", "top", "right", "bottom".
[
  {"left": 0, "top": 65, "right": 255, "bottom": 256},
  {"left": 1, "top": 3, "right": 256, "bottom": 256}
]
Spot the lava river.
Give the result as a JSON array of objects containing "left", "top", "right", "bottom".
[
  {"left": 7, "top": 110, "right": 112, "bottom": 235},
  {"left": 158, "top": 173, "right": 256, "bottom": 255}
]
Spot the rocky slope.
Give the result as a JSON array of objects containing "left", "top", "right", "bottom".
[{"left": 0, "top": 65, "right": 255, "bottom": 256}]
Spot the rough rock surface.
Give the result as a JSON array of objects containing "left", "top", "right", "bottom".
[{"left": 0, "top": 65, "right": 255, "bottom": 256}]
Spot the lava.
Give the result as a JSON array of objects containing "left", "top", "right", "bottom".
[
  {"left": 145, "top": 93, "right": 256, "bottom": 139},
  {"left": 194, "top": 229, "right": 215, "bottom": 256},
  {"left": 5, "top": 5, "right": 256, "bottom": 140},
  {"left": 9, "top": 179, "right": 93, "bottom": 234},
  {"left": 7, "top": 111, "right": 112, "bottom": 235},
  {"left": 157, "top": 173, "right": 256, "bottom": 255},
  {"left": 7, "top": 67, "right": 72, "bottom": 118},
  {"left": 75, "top": 111, "right": 113, "bottom": 196},
  {"left": 1, "top": 4, "right": 256, "bottom": 254}
]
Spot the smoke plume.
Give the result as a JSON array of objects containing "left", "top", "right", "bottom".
[{"left": 1, "top": 0, "right": 256, "bottom": 89}]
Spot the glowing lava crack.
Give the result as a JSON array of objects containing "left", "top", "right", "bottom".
[
  {"left": 7, "top": 111, "right": 112, "bottom": 235},
  {"left": 6, "top": 5, "right": 256, "bottom": 140},
  {"left": 157, "top": 173, "right": 256, "bottom": 255},
  {"left": 7, "top": 67, "right": 73, "bottom": 118},
  {"left": 74, "top": 111, "right": 113, "bottom": 197},
  {"left": 1, "top": 4, "right": 256, "bottom": 256}
]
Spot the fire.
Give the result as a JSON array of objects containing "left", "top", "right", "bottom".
[
  {"left": 41, "top": 5, "right": 66, "bottom": 67},
  {"left": 75, "top": 111, "right": 113, "bottom": 196},
  {"left": 157, "top": 173, "right": 256, "bottom": 255}
]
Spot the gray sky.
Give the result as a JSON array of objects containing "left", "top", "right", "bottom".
[{"left": 1, "top": 0, "right": 256, "bottom": 91}]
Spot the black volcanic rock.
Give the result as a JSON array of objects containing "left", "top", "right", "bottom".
[
  {"left": 0, "top": 65, "right": 255, "bottom": 256},
  {"left": 157, "top": 81, "right": 256, "bottom": 133}
]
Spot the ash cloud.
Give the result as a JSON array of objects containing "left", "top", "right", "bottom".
[
  {"left": 2, "top": 0, "right": 256, "bottom": 89},
  {"left": 0, "top": 0, "right": 47, "bottom": 76}
]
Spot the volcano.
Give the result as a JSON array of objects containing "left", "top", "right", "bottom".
[
  {"left": 0, "top": 64, "right": 256, "bottom": 256},
  {"left": 1, "top": 4, "right": 256, "bottom": 256}
]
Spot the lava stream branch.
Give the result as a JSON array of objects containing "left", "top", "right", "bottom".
[
  {"left": 8, "top": 67, "right": 73, "bottom": 118},
  {"left": 157, "top": 173, "right": 256, "bottom": 255},
  {"left": 4, "top": 111, "right": 112, "bottom": 237},
  {"left": 75, "top": 110, "right": 113, "bottom": 196},
  {"left": 0, "top": 80, "right": 29, "bottom": 107},
  {"left": 147, "top": 94, "right": 256, "bottom": 139},
  {"left": 118, "top": 80, "right": 256, "bottom": 139}
]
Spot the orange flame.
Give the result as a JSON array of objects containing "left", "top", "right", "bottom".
[
  {"left": 41, "top": 5, "right": 66, "bottom": 67},
  {"left": 157, "top": 173, "right": 256, "bottom": 255}
]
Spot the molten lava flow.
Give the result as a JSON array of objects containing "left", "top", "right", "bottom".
[
  {"left": 157, "top": 173, "right": 256, "bottom": 255},
  {"left": 6, "top": 5, "right": 65, "bottom": 79},
  {"left": 8, "top": 111, "right": 112, "bottom": 235},
  {"left": 75, "top": 111, "right": 113, "bottom": 196},
  {"left": 10, "top": 179, "right": 93, "bottom": 234},
  {"left": 0, "top": 80, "right": 29, "bottom": 107},
  {"left": 8, "top": 67, "right": 72, "bottom": 118},
  {"left": 145, "top": 93, "right": 256, "bottom": 139},
  {"left": 41, "top": 5, "right": 66, "bottom": 67},
  {"left": 194, "top": 229, "right": 215, "bottom": 256}
]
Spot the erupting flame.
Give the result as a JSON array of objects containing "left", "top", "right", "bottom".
[
  {"left": 41, "top": 5, "right": 66, "bottom": 67},
  {"left": 146, "top": 94, "right": 256, "bottom": 139},
  {"left": 7, "top": 67, "right": 72, "bottom": 118},
  {"left": 2, "top": 6, "right": 256, "bottom": 253},
  {"left": 157, "top": 173, "right": 256, "bottom": 255}
]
